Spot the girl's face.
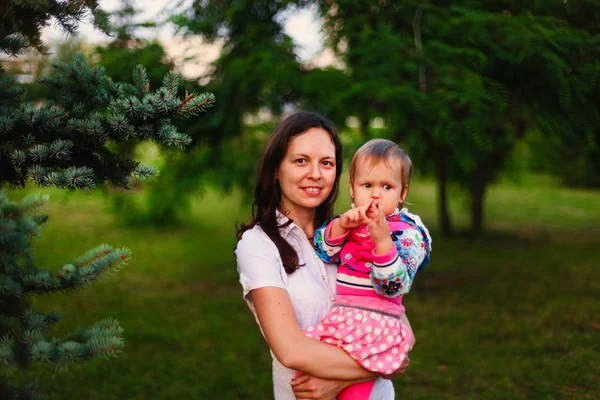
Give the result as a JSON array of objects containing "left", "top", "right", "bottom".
[
  {"left": 277, "top": 128, "right": 337, "bottom": 221},
  {"left": 350, "top": 157, "right": 406, "bottom": 216}
]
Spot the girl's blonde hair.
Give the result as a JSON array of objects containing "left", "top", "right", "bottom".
[{"left": 350, "top": 139, "right": 413, "bottom": 205}]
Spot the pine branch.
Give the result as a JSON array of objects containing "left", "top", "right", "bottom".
[
  {"left": 178, "top": 92, "right": 216, "bottom": 117},
  {"left": 73, "top": 245, "right": 113, "bottom": 269},
  {"left": 163, "top": 72, "right": 179, "bottom": 95},
  {"left": 133, "top": 65, "right": 149, "bottom": 97},
  {"left": 0, "top": 54, "right": 215, "bottom": 190}
]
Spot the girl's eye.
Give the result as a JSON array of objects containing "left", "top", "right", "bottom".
[
  {"left": 383, "top": 185, "right": 392, "bottom": 190},
  {"left": 363, "top": 183, "right": 371, "bottom": 188}
]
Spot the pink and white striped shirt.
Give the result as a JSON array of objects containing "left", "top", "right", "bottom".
[{"left": 314, "top": 208, "right": 432, "bottom": 310}]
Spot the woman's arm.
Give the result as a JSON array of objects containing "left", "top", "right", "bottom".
[
  {"left": 250, "top": 287, "right": 380, "bottom": 381},
  {"left": 292, "top": 359, "right": 409, "bottom": 400},
  {"left": 291, "top": 374, "right": 374, "bottom": 400}
]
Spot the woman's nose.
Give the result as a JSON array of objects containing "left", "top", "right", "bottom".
[{"left": 308, "top": 162, "right": 322, "bottom": 179}]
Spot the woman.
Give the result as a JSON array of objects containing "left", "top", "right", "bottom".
[{"left": 235, "top": 112, "right": 410, "bottom": 399}]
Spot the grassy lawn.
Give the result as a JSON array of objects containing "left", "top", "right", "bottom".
[{"left": 5, "top": 174, "right": 599, "bottom": 399}]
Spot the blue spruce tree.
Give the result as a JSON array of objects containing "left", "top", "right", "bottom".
[{"left": 0, "top": 1, "right": 214, "bottom": 398}]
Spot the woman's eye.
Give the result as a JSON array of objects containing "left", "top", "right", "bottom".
[
  {"left": 322, "top": 160, "right": 334, "bottom": 167},
  {"left": 295, "top": 158, "right": 306, "bottom": 164}
]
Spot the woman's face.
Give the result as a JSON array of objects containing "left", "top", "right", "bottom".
[{"left": 277, "top": 127, "right": 337, "bottom": 221}]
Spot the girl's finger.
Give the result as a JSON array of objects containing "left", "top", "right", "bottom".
[
  {"left": 358, "top": 199, "right": 372, "bottom": 215},
  {"left": 371, "top": 201, "right": 379, "bottom": 214},
  {"left": 358, "top": 206, "right": 369, "bottom": 222},
  {"left": 366, "top": 213, "right": 376, "bottom": 225},
  {"left": 367, "top": 202, "right": 377, "bottom": 219},
  {"left": 358, "top": 202, "right": 368, "bottom": 214}
]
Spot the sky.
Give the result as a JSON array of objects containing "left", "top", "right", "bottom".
[{"left": 42, "top": 0, "right": 325, "bottom": 76}]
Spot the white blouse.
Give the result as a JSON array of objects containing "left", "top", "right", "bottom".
[{"left": 236, "top": 213, "right": 394, "bottom": 400}]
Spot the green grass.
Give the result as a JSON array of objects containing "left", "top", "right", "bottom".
[{"left": 6, "top": 174, "right": 599, "bottom": 399}]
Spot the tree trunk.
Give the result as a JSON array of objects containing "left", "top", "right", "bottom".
[
  {"left": 470, "top": 164, "right": 487, "bottom": 235},
  {"left": 414, "top": 4, "right": 453, "bottom": 235},
  {"left": 359, "top": 114, "right": 369, "bottom": 138},
  {"left": 435, "top": 152, "right": 453, "bottom": 236},
  {"left": 0, "top": 381, "right": 15, "bottom": 400}
]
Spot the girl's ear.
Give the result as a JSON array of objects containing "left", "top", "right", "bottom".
[
  {"left": 400, "top": 185, "right": 409, "bottom": 203},
  {"left": 349, "top": 180, "right": 354, "bottom": 199}
]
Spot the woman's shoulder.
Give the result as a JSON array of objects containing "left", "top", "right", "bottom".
[
  {"left": 236, "top": 225, "right": 278, "bottom": 255},
  {"left": 236, "top": 224, "right": 287, "bottom": 294}
]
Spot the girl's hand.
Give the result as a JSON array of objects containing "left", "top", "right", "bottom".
[
  {"left": 291, "top": 373, "right": 345, "bottom": 400},
  {"left": 338, "top": 199, "right": 372, "bottom": 230},
  {"left": 365, "top": 201, "right": 393, "bottom": 254}
]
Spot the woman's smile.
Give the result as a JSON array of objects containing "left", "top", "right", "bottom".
[{"left": 301, "top": 186, "right": 323, "bottom": 196}]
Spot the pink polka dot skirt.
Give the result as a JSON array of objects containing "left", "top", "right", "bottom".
[{"left": 304, "top": 304, "right": 414, "bottom": 374}]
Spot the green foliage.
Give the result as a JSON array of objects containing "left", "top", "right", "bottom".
[
  {"left": 171, "top": 0, "right": 302, "bottom": 145},
  {"left": 128, "top": 0, "right": 304, "bottom": 225},
  {"left": 0, "top": 1, "right": 215, "bottom": 398},
  {"left": 0, "top": 0, "right": 110, "bottom": 57},
  {"left": 93, "top": 0, "right": 172, "bottom": 94},
  {"left": 0, "top": 191, "right": 126, "bottom": 399},
  {"left": 526, "top": 130, "right": 600, "bottom": 188},
  {"left": 313, "top": 1, "right": 600, "bottom": 233},
  {"left": 299, "top": 67, "right": 359, "bottom": 129},
  {"left": 95, "top": 41, "right": 173, "bottom": 91},
  {"left": 0, "top": 53, "right": 214, "bottom": 189}
]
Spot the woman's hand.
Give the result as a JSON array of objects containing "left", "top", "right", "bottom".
[{"left": 290, "top": 373, "right": 345, "bottom": 400}]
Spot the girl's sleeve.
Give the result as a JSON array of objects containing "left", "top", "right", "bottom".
[
  {"left": 236, "top": 230, "right": 285, "bottom": 301},
  {"left": 370, "top": 226, "right": 430, "bottom": 298},
  {"left": 313, "top": 219, "right": 348, "bottom": 263}
]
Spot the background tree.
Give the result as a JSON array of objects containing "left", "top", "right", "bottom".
[
  {"left": 131, "top": 0, "right": 305, "bottom": 225},
  {"left": 313, "top": 0, "right": 600, "bottom": 235},
  {"left": 0, "top": 1, "right": 214, "bottom": 398},
  {"left": 94, "top": 0, "right": 172, "bottom": 96},
  {"left": 94, "top": 0, "right": 174, "bottom": 163}
]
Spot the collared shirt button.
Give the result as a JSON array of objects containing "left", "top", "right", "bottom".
[
  {"left": 322, "top": 275, "right": 326, "bottom": 280},
  {"left": 330, "top": 296, "right": 335, "bottom": 301},
  {"left": 313, "top": 255, "right": 319, "bottom": 259}
]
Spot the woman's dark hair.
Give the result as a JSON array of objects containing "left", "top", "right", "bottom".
[{"left": 235, "top": 112, "right": 343, "bottom": 274}]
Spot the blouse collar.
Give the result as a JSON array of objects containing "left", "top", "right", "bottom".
[{"left": 275, "top": 209, "right": 301, "bottom": 239}]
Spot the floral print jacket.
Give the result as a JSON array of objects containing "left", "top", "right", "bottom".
[{"left": 314, "top": 208, "right": 432, "bottom": 299}]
